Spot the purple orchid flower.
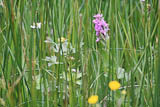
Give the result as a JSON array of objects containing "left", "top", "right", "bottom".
[{"left": 93, "top": 14, "right": 109, "bottom": 42}]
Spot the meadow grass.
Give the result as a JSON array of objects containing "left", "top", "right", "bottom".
[{"left": 0, "top": 0, "right": 160, "bottom": 106}]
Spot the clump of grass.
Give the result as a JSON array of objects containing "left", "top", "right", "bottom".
[{"left": 0, "top": 0, "right": 159, "bottom": 106}]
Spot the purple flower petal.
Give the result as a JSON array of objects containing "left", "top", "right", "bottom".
[
  {"left": 93, "top": 19, "right": 99, "bottom": 24},
  {"left": 93, "top": 14, "right": 103, "bottom": 18},
  {"left": 93, "top": 13, "right": 109, "bottom": 42},
  {"left": 100, "top": 30, "right": 106, "bottom": 36},
  {"left": 96, "top": 38, "right": 100, "bottom": 42},
  {"left": 95, "top": 25, "right": 102, "bottom": 32},
  {"left": 96, "top": 32, "right": 100, "bottom": 36}
]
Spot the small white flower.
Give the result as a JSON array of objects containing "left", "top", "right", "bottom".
[
  {"left": 140, "top": 0, "right": 145, "bottom": 2},
  {"left": 30, "top": 23, "right": 36, "bottom": 29},
  {"left": 44, "top": 56, "right": 63, "bottom": 67},
  {"left": 71, "top": 69, "right": 76, "bottom": 72},
  {"left": 31, "top": 22, "right": 41, "bottom": 29},
  {"left": 117, "top": 67, "right": 125, "bottom": 79},
  {"left": 36, "top": 22, "right": 41, "bottom": 29}
]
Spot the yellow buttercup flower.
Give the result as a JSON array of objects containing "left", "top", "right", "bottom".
[
  {"left": 109, "top": 81, "right": 121, "bottom": 91},
  {"left": 58, "top": 37, "right": 66, "bottom": 42},
  {"left": 88, "top": 95, "right": 98, "bottom": 104}
]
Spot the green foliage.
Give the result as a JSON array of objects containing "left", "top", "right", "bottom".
[{"left": 0, "top": 0, "right": 159, "bottom": 106}]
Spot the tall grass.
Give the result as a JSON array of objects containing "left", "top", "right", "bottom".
[{"left": 0, "top": 0, "right": 160, "bottom": 106}]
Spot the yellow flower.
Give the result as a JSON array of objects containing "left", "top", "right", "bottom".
[
  {"left": 58, "top": 37, "right": 66, "bottom": 42},
  {"left": 88, "top": 95, "right": 98, "bottom": 104},
  {"left": 109, "top": 81, "right": 121, "bottom": 91},
  {"left": 121, "top": 90, "right": 127, "bottom": 95}
]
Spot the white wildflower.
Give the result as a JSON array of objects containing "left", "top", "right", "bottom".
[
  {"left": 140, "top": 0, "right": 145, "bottom": 2},
  {"left": 36, "top": 22, "right": 41, "bottom": 29},
  {"left": 31, "top": 22, "right": 41, "bottom": 29},
  {"left": 117, "top": 67, "right": 125, "bottom": 79},
  {"left": 44, "top": 56, "right": 63, "bottom": 67}
]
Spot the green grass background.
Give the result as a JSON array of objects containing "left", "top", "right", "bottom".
[{"left": 0, "top": 0, "right": 160, "bottom": 106}]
